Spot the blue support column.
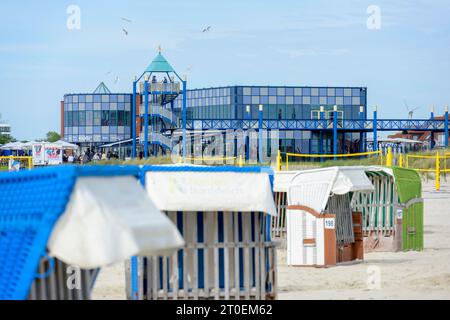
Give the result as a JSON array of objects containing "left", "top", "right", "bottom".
[
  {"left": 245, "top": 105, "right": 250, "bottom": 160},
  {"left": 445, "top": 106, "right": 449, "bottom": 148},
  {"left": 359, "top": 106, "right": 364, "bottom": 153},
  {"left": 182, "top": 80, "right": 187, "bottom": 158},
  {"left": 430, "top": 106, "right": 435, "bottom": 149},
  {"left": 258, "top": 104, "right": 263, "bottom": 163},
  {"left": 373, "top": 106, "right": 378, "bottom": 151},
  {"left": 144, "top": 78, "right": 149, "bottom": 159},
  {"left": 319, "top": 106, "right": 324, "bottom": 161},
  {"left": 132, "top": 80, "right": 137, "bottom": 159},
  {"left": 333, "top": 105, "right": 338, "bottom": 159}
]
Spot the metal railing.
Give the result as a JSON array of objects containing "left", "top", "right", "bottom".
[
  {"left": 140, "top": 82, "right": 181, "bottom": 93},
  {"left": 140, "top": 105, "right": 179, "bottom": 125},
  {"left": 140, "top": 131, "right": 172, "bottom": 149},
  {"left": 406, "top": 152, "right": 450, "bottom": 191},
  {"left": 279, "top": 150, "right": 383, "bottom": 171}
]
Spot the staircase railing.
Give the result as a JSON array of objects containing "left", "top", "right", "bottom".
[{"left": 140, "top": 131, "right": 172, "bottom": 149}]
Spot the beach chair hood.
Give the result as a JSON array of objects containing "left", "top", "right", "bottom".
[
  {"left": 47, "top": 175, "right": 185, "bottom": 269},
  {"left": 288, "top": 167, "right": 374, "bottom": 214},
  {"left": 144, "top": 166, "right": 278, "bottom": 216}
]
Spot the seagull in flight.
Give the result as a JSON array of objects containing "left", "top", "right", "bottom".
[
  {"left": 122, "top": 28, "right": 128, "bottom": 36},
  {"left": 121, "top": 17, "right": 132, "bottom": 23},
  {"left": 202, "top": 26, "right": 211, "bottom": 33}
]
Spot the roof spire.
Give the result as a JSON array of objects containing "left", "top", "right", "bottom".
[
  {"left": 93, "top": 82, "right": 111, "bottom": 94},
  {"left": 158, "top": 44, "right": 162, "bottom": 53},
  {"left": 144, "top": 50, "right": 175, "bottom": 73}
]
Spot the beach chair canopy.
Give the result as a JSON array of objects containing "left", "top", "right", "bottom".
[
  {"left": 0, "top": 166, "right": 183, "bottom": 300},
  {"left": 143, "top": 166, "right": 277, "bottom": 216},
  {"left": 273, "top": 171, "right": 299, "bottom": 193},
  {"left": 288, "top": 166, "right": 374, "bottom": 214},
  {"left": 47, "top": 174, "right": 184, "bottom": 269}
]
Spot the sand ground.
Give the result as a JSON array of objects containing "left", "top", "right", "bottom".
[{"left": 92, "top": 180, "right": 450, "bottom": 300}]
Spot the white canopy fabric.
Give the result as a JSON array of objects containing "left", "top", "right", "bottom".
[
  {"left": 363, "top": 165, "right": 394, "bottom": 177},
  {"left": 47, "top": 176, "right": 184, "bottom": 269},
  {"left": 288, "top": 167, "right": 375, "bottom": 214},
  {"left": 273, "top": 171, "right": 299, "bottom": 192},
  {"left": 0, "top": 142, "right": 26, "bottom": 150},
  {"left": 145, "top": 171, "right": 278, "bottom": 216},
  {"left": 21, "top": 141, "right": 40, "bottom": 149},
  {"left": 53, "top": 140, "right": 79, "bottom": 149}
]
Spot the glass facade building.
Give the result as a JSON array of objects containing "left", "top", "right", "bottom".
[
  {"left": 62, "top": 94, "right": 132, "bottom": 144},
  {"left": 173, "top": 86, "right": 367, "bottom": 154},
  {"left": 174, "top": 86, "right": 366, "bottom": 121},
  {"left": 62, "top": 85, "right": 367, "bottom": 154}
]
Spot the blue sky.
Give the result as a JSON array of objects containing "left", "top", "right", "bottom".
[{"left": 1, "top": 0, "right": 449, "bottom": 140}]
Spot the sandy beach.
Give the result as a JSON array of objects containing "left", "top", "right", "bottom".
[{"left": 92, "top": 179, "right": 450, "bottom": 300}]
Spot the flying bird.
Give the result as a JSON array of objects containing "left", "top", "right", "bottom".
[
  {"left": 122, "top": 28, "right": 128, "bottom": 36},
  {"left": 121, "top": 17, "right": 132, "bottom": 23},
  {"left": 105, "top": 71, "right": 112, "bottom": 75},
  {"left": 202, "top": 26, "right": 211, "bottom": 33}
]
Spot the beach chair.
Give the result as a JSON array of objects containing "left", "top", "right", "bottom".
[
  {"left": 0, "top": 166, "right": 183, "bottom": 300},
  {"left": 126, "top": 165, "right": 278, "bottom": 300},
  {"left": 286, "top": 167, "right": 374, "bottom": 267},
  {"left": 272, "top": 171, "right": 299, "bottom": 242},
  {"left": 352, "top": 166, "right": 423, "bottom": 252}
]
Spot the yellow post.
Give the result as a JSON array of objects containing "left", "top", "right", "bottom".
[
  {"left": 276, "top": 150, "right": 282, "bottom": 171},
  {"left": 286, "top": 153, "right": 289, "bottom": 171},
  {"left": 386, "top": 147, "right": 393, "bottom": 167},
  {"left": 238, "top": 155, "right": 243, "bottom": 167},
  {"left": 398, "top": 154, "right": 403, "bottom": 168},
  {"left": 436, "top": 152, "right": 440, "bottom": 191}
]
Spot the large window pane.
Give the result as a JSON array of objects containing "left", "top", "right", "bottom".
[
  {"left": 94, "top": 111, "right": 101, "bottom": 126},
  {"left": 110, "top": 110, "right": 118, "bottom": 126},
  {"left": 118, "top": 111, "right": 125, "bottom": 126},
  {"left": 73, "top": 111, "right": 79, "bottom": 126},
  {"left": 79, "top": 111, "right": 86, "bottom": 126},
  {"left": 101, "top": 110, "right": 109, "bottom": 126}
]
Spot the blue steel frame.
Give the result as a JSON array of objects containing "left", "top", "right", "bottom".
[
  {"left": 131, "top": 70, "right": 186, "bottom": 159},
  {"left": 184, "top": 118, "right": 447, "bottom": 132},
  {"left": 258, "top": 105, "right": 263, "bottom": 162},
  {"left": 129, "top": 75, "right": 448, "bottom": 158},
  {"left": 132, "top": 81, "right": 137, "bottom": 158},
  {"left": 333, "top": 107, "right": 338, "bottom": 156},
  {"left": 445, "top": 108, "right": 449, "bottom": 147},
  {"left": 144, "top": 80, "right": 149, "bottom": 158},
  {"left": 182, "top": 111, "right": 449, "bottom": 156},
  {"left": 373, "top": 108, "right": 378, "bottom": 151},
  {"left": 359, "top": 108, "right": 365, "bottom": 152}
]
